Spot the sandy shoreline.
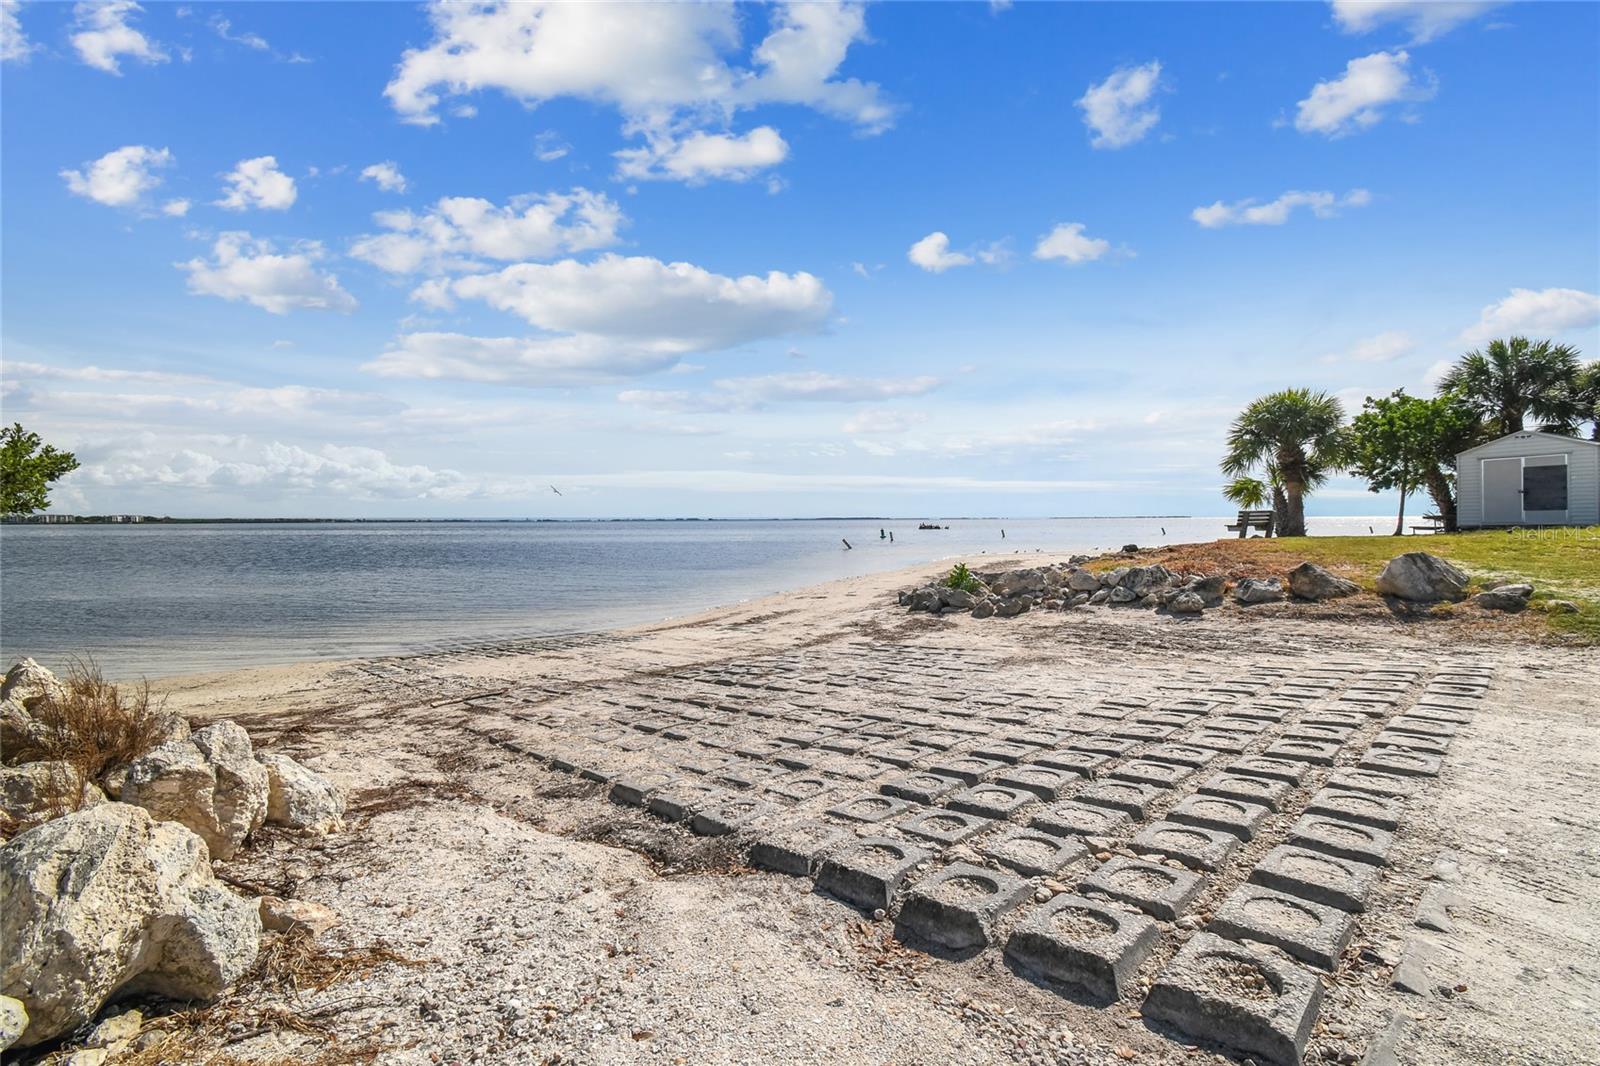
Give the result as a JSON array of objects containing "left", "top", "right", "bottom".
[{"left": 32, "top": 550, "right": 1600, "bottom": 1065}]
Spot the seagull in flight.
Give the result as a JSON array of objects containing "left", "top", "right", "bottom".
[{"left": 549, "top": 485, "right": 563, "bottom": 496}]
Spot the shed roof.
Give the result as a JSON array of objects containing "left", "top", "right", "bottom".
[{"left": 1457, "top": 430, "right": 1600, "bottom": 458}]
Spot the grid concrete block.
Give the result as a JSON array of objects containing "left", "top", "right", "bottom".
[
  {"left": 609, "top": 770, "right": 677, "bottom": 807},
  {"left": 926, "top": 754, "right": 1011, "bottom": 784},
  {"left": 947, "top": 782, "right": 1040, "bottom": 820},
  {"left": 1033, "top": 749, "right": 1109, "bottom": 777},
  {"left": 897, "top": 862, "right": 1032, "bottom": 951},
  {"left": 815, "top": 836, "right": 932, "bottom": 912},
  {"left": 1005, "top": 894, "right": 1160, "bottom": 1001},
  {"left": 1371, "top": 731, "right": 1450, "bottom": 756},
  {"left": 1304, "top": 787, "right": 1404, "bottom": 831},
  {"left": 1208, "top": 883, "right": 1355, "bottom": 971},
  {"left": 1109, "top": 759, "right": 1195, "bottom": 789},
  {"left": 1080, "top": 856, "right": 1204, "bottom": 920},
  {"left": 647, "top": 780, "right": 725, "bottom": 823},
  {"left": 1068, "top": 737, "right": 1140, "bottom": 757},
  {"left": 747, "top": 820, "right": 851, "bottom": 876},
  {"left": 1143, "top": 931, "right": 1324, "bottom": 1066},
  {"left": 1358, "top": 749, "right": 1443, "bottom": 778},
  {"left": 1166, "top": 794, "right": 1272, "bottom": 841},
  {"left": 1030, "top": 800, "right": 1133, "bottom": 839},
  {"left": 1076, "top": 779, "right": 1165, "bottom": 820},
  {"left": 1250, "top": 844, "right": 1380, "bottom": 912},
  {"left": 899, "top": 807, "right": 994, "bottom": 846},
  {"left": 981, "top": 825, "right": 1088, "bottom": 876},
  {"left": 1141, "top": 743, "right": 1219, "bottom": 769},
  {"left": 881, "top": 771, "right": 966, "bottom": 804},
  {"left": 1288, "top": 814, "right": 1394, "bottom": 866},
  {"left": 1184, "top": 729, "right": 1254, "bottom": 754},
  {"left": 994, "top": 764, "right": 1081, "bottom": 801},
  {"left": 1227, "top": 756, "right": 1310, "bottom": 785},
  {"left": 971, "top": 740, "right": 1038, "bottom": 764},
  {"left": 1197, "top": 772, "right": 1292, "bottom": 812},
  {"left": 1326, "top": 769, "right": 1420, "bottom": 799},
  {"left": 827, "top": 793, "right": 920, "bottom": 824},
  {"left": 1131, "top": 821, "right": 1239, "bottom": 871},
  {"left": 1283, "top": 723, "right": 1356, "bottom": 745},
  {"left": 765, "top": 773, "right": 838, "bottom": 805},
  {"left": 692, "top": 795, "right": 776, "bottom": 837},
  {"left": 1262, "top": 739, "right": 1342, "bottom": 766}
]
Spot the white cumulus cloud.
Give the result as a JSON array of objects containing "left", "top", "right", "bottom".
[
  {"left": 621, "top": 372, "right": 940, "bottom": 413},
  {"left": 1295, "top": 50, "right": 1434, "bottom": 137},
  {"left": 71, "top": 0, "right": 166, "bottom": 74},
  {"left": 179, "top": 232, "right": 357, "bottom": 315},
  {"left": 60, "top": 144, "right": 173, "bottom": 208},
  {"left": 367, "top": 254, "right": 833, "bottom": 386},
  {"left": 615, "top": 127, "right": 789, "bottom": 184},
  {"left": 1077, "top": 61, "right": 1162, "bottom": 149},
  {"left": 1191, "top": 188, "right": 1371, "bottom": 228},
  {"left": 1329, "top": 1, "right": 1501, "bottom": 43},
  {"left": 350, "top": 188, "right": 624, "bottom": 275},
  {"left": 1459, "top": 287, "right": 1600, "bottom": 345},
  {"left": 1032, "top": 223, "right": 1112, "bottom": 264},
  {"left": 907, "top": 232, "right": 974, "bottom": 274},
  {"left": 3, "top": 0, "right": 37, "bottom": 63},
  {"left": 383, "top": 1, "right": 890, "bottom": 183},
  {"left": 1326, "top": 330, "right": 1416, "bottom": 363},
  {"left": 216, "top": 155, "right": 298, "bottom": 211},
  {"left": 359, "top": 161, "right": 408, "bottom": 193}
]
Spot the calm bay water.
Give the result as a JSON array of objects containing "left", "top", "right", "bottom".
[{"left": 0, "top": 516, "right": 1390, "bottom": 678}]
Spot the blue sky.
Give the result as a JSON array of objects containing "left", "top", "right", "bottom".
[{"left": 2, "top": 0, "right": 1597, "bottom": 518}]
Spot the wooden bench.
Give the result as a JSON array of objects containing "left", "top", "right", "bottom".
[
  {"left": 1410, "top": 513, "right": 1445, "bottom": 534},
  {"left": 1226, "top": 510, "right": 1275, "bottom": 538}
]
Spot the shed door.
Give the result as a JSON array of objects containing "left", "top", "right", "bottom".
[
  {"left": 1482, "top": 458, "right": 1523, "bottom": 524},
  {"left": 1522, "top": 455, "right": 1569, "bottom": 520}
]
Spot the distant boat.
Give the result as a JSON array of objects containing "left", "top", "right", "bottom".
[{"left": 917, "top": 522, "right": 948, "bottom": 530}]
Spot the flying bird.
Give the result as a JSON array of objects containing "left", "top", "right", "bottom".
[{"left": 549, "top": 485, "right": 563, "bottom": 496}]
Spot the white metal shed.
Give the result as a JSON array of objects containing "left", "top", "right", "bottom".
[{"left": 1455, "top": 430, "right": 1600, "bottom": 528}]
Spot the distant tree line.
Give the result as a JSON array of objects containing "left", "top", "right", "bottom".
[{"left": 1222, "top": 337, "right": 1598, "bottom": 535}]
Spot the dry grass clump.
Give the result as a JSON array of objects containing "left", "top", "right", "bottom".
[
  {"left": 248, "top": 925, "right": 427, "bottom": 998},
  {"left": 10, "top": 658, "right": 164, "bottom": 781}
]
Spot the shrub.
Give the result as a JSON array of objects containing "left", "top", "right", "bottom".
[
  {"left": 945, "top": 563, "right": 981, "bottom": 593},
  {"left": 10, "top": 658, "right": 163, "bottom": 801}
]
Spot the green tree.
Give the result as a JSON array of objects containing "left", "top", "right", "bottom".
[
  {"left": 1221, "top": 389, "right": 1347, "bottom": 538},
  {"left": 1573, "top": 361, "right": 1600, "bottom": 441},
  {"left": 1437, "top": 336, "right": 1583, "bottom": 434},
  {"left": 1, "top": 424, "right": 80, "bottom": 516},
  {"left": 1349, "top": 391, "right": 1482, "bottom": 535},
  {"left": 1222, "top": 475, "right": 1269, "bottom": 509}
]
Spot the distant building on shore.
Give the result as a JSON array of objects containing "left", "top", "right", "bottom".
[
  {"left": 1455, "top": 431, "right": 1600, "bottom": 528},
  {"left": 0, "top": 514, "right": 148, "bottom": 524}
]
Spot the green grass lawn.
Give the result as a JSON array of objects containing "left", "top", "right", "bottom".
[
  {"left": 1248, "top": 528, "right": 1599, "bottom": 639},
  {"left": 1097, "top": 528, "right": 1600, "bottom": 641}
]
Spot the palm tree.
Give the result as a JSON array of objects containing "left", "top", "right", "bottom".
[
  {"left": 1574, "top": 361, "right": 1600, "bottom": 441},
  {"left": 1437, "top": 337, "right": 1583, "bottom": 434},
  {"left": 1221, "top": 389, "right": 1347, "bottom": 538}
]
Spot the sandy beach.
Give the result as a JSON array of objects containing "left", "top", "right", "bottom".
[{"left": 113, "top": 551, "right": 1599, "bottom": 1066}]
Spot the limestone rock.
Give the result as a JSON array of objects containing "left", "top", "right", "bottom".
[
  {"left": 259, "top": 754, "right": 344, "bottom": 833},
  {"left": 1088, "top": 589, "right": 1111, "bottom": 605},
  {"left": 1545, "top": 600, "right": 1579, "bottom": 614},
  {"left": 985, "top": 569, "right": 1047, "bottom": 598},
  {"left": 1288, "top": 562, "right": 1359, "bottom": 601},
  {"left": 1473, "top": 583, "right": 1533, "bottom": 612},
  {"left": 0, "top": 761, "right": 104, "bottom": 833},
  {"left": 121, "top": 722, "right": 268, "bottom": 860},
  {"left": 1109, "top": 586, "right": 1137, "bottom": 604},
  {"left": 1233, "top": 577, "right": 1285, "bottom": 604},
  {"left": 1375, "top": 552, "right": 1469, "bottom": 602},
  {"left": 1, "top": 804, "right": 261, "bottom": 1047},
  {"left": 1116, "top": 565, "right": 1175, "bottom": 595},
  {"left": 1168, "top": 592, "right": 1205, "bottom": 615},
  {"left": 938, "top": 586, "right": 978, "bottom": 610},
  {"left": 85, "top": 1007, "right": 142, "bottom": 1048},
  {"left": 1, "top": 700, "right": 51, "bottom": 765},
  {"left": 971, "top": 599, "right": 996, "bottom": 619},
  {"left": 259, "top": 896, "right": 338, "bottom": 935},
  {"left": 993, "top": 598, "right": 1030, "bottom": 618},
  {"left": 0, "top": 995, "right": 26, "bottom": 1052},
  {"left": 1067, "top": 569, "right": 1101, "bottom": 592},
  {"left": 1067, "top": 592, "right": 1090, "bottom": 608},
  {"left": 1, "top": 660, "right": 65, "bottom": 710}
]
